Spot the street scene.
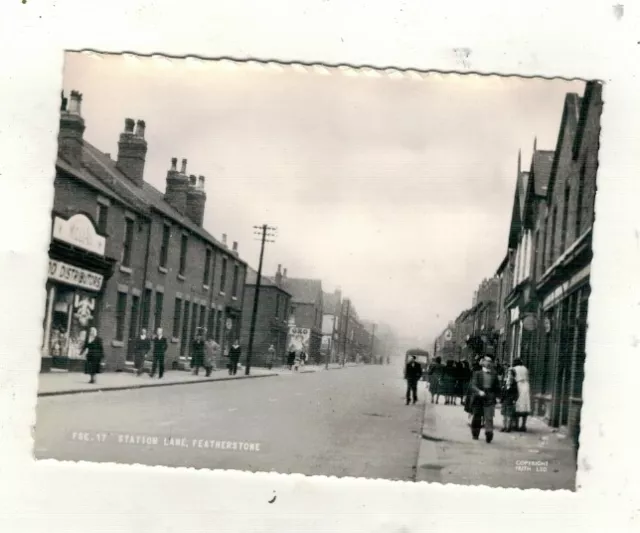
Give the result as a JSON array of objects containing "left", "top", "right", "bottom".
[{"left": 34, "top": 52, "right": 601, "bottom": 490}]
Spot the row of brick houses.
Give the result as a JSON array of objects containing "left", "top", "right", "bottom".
[
  {"left": 43, "top": 90, "right": 247, "bottom": 373},
  {"left": 433, "top": 80, "right": 602, "bottom": 445},
  {"left": 44, "top": 90, "right": 394, "bottom": 373}
]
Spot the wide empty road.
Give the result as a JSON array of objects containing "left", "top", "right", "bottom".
[{"left": 35, "top": 366, "right": 425, "bottom": 481}]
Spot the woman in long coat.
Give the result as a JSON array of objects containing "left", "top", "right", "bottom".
[
  {"left": 82, "top": 326, "right": 104, "bottom": 384},
  {"left": 512, "top": 358, "right": 532, "bottom": 431},
  {"left": 426, "top": 356, "right": 444, "bottom": 404},
  {"left": 441, "top": 360, "right": 457, "bottom": 405}
]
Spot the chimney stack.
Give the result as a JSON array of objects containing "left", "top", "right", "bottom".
[
  {"left": 222, "top": 234, "right": 227, "bottom": 246},
  {"left": 232, "top": 241, "right": 238, "bottom": 253},
  {"left": 164, "top": 157, "right": 189, "bottom": 214},
  {"left": 58, "top": 90, "right": 86, "bottom": 162},
  {"left": 283, "top": 267, "right": 287, "bottom": 279},
  {"left": 275, "top": 264, "right": 283, "bottom": 285},
  {"left": 116, "top": 117, "right": 148, "bottom": 187},
  {"left": 185, "top": 172, "right": 207, "bottom": 227}
]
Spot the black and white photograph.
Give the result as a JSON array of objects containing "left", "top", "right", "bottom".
[{"left": 34, "top": 51, "right": 602, "bottom": 491}]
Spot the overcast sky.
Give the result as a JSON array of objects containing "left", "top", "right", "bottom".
[{"left": 62, "top": 52, "right": 585, "bottom": 347}]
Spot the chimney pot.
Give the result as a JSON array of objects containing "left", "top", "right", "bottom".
[
  {"left": 277, "top": 264, "right": 282, "bottom": 274},
  {"left": 198, "top": 175, "right": 205, "bottom": 190},
  {"left": 60, "top": 91, "right": 68, "bottom": 112},
  {"left": 222, "top": 234, "right": 227, "bottom": 245},
  {"left": 124, "top": 118, "right": 135, "bottom": 133},
  {"left": 170, "top": 157, "right": 177, "bottom": 170},
  {"left": 283, "top": 268, "right": 287, "bottom": 277},
  {"left": 189, "top": 174, "right": 197, "bottom": 187},
  {"left": 68, "top": 91, "right": 83, "bottom": 115},
  {"left": 135, "top": 119, "right": 146, "bottom": 139},
  {"left": 232, "top": 241, "right": 238, "bottom": 252},
  {"left": 181, "top": 158, "right": 188, "bottom": 174}
]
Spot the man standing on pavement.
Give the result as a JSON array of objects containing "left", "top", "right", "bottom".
[
  {"left": 150, "top": 327, "right": 168, "bottom": 379},
  {"left": 404, "top": 355, "right": 423, "bottom": 405},
  {"left": 468, "top": 355, "right": 502, "bottom": 443},
  {"left": 191, "top": 328, "right": 206, "bottom": 376},
  {"left": 134, "top": 328, "right": 151, "bottom": 376},
  {"left": 228, "top": 339, "right": 241, "bottom": 376}
]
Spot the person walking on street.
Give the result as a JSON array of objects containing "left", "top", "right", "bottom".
[
  {"left": 134, "top": 328, "right": 151, "bottom": 376},
  {"left": 265, "top": 344, "right": 276, "bottom": 370},
  {"left": 469, "top": 355, "right": 502, "bottom": 443},
  {"left": 228, "top": 339, "right": 241, "bottom": 375},
  {"left": 150, "top": 327, "right": 168, "bottom": 378},
  {"left": 512, "top": 358, "right": 532, "bottom": 431},
  {"left": 404, "top": 355, "right": 423, "bottom": 405},
  {"left": 427, "top": 356, "right": 444, "bottom": 404},
  {"left": 500, "top": 367, "right": 518, "bottom": 432},
  {"left": 191, "top": 328, "right": 206, "bottom": 376},
  {"left": 204, "top": 333, "right": 220, "bottom": 377},
  {"left": 82, "top": 326, "right": 104, "bottom": 384}
]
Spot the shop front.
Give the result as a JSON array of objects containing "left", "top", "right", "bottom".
[{"left": 41, "top": 212, "right": 116, "bottom": 372}]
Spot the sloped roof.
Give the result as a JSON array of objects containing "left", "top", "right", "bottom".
[
  {"left": 518, "top": 171, "right": 530, "bottom": 221},
  {"left": 57, "top": 138, "right": 244, "bottom": 264},
  {"left": 531, "top": 150, "right": 555, "bottom": 197},
  {"left": 245, "top": 267, "right": 276, "bottom": 287},
  {"left": 284, "top": 278, "right": 322, "bottom": 305},
  {"left": 323, "top": 291, "right": 341, "bottom": 313}
]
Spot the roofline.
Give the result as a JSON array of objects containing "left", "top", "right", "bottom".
[{"left": 56, "top": 158, "right": 148, "bottom": 218}]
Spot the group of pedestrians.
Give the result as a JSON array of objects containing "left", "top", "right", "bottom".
[{"left": 406, "top": 353, "right": 532, "bottom": 444}]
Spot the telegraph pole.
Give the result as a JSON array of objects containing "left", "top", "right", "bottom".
[
  {"left": 246, "top": 224, "right": 276, "bottom": 375},
  {"left": 341, "top": 299, "right": 351, "bottom": 366}
]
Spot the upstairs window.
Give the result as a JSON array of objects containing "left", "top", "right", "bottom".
[
  {"left": 561, "top": 184, "right": 571, "bottom": 251},
  {"left": 232, "top": 264, "right": 239, "bottom": 297},
  {"left": 122, "top": 217, "right": 134, "bottom": 267},
  {"left": 160, "top": 224, "right": 171, "bottom": 268},
  {"left": 220, "top": 256, "right": 228, "bottom": 293},
  {"left": 179, "top": 234, "right": 188, "bottom": 276},
  {"left": 96, "top": 202, "right": 109, "bottom": 234},
  {"left": 203, "top": 249, "right": 212, "bottom": 286}
]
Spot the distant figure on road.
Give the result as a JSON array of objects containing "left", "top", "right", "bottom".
[
  {"left": 512, "top": 358, "right": 532, "bottom": 432},
  {"left": 441, "top": 360, "right": 457, "bottom": 405},
  {"left": 426, "top": 356, "right": 444, "bottom": 404},
  {"left": 191, "top": 328, "right": 206, "bottom": 376},
  {"left": 81, "top": 326, "right": 104, "bottom": 384},
  {"left": 134, "top": 328, "right": 151, "bottom": 376},
  {"left": 404, "top": 355, "right": 423, "bottom": 405},
  {"left": 457, "top": 360, "right": 472, "bottom": 406},
  {"left": 150, "top": 327, "right": 168, "bottom": 379},
  {"left": 228, "top": 339, "right": 241, "bottom": 375},
  {"left": 469, "top": 355, "right": 502, "bottom": 443},
  {"left": 286, "top": 348, "right": 296, "bottom": 370},
  {"left": 265, "top": 344, "right": 276, "bottom": 370},
  {"left": 204, "top": 334, "right": 220, "bottom": 377}
]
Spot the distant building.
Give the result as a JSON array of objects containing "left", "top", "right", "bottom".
[
  {"left": 321, "top": 289, "right": 342, "bottom": 364},
  {"left": 283, "top": 277, "right": 324, "bottom": 363},
  {"left": 240, "top": 264, "right": 292, "bottom": 367}
]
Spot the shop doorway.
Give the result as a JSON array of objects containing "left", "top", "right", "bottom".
[{"left": 126, "top": 294, "right": 140, "bottom": 362}]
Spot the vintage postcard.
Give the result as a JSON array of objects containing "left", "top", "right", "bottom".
[{"left": 33, "top": 51, "right": 602, "bottom": 491}]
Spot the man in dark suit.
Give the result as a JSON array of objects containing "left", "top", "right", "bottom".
[
  {"left": 404, "top": 355, "right": 423, "bottom": 405},
  {"left": 468, "top": 355, "right": 502, "bottom": 443},
  {"left": 150, "top": 327, "right": 168, "bottom": 379},
  {"left": 134, "top": 328, "right": 151, "bottom": 376}
]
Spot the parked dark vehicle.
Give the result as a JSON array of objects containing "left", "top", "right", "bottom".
[{"left": 405, "top": 348, "right": 430, "bottom": 381}]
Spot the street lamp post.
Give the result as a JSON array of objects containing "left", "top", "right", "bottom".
[{"left": 245, "top": 224, "right": 276, "bottom": 375}]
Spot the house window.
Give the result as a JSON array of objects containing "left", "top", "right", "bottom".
[
  {"left": 172, "top": 297, "right": 182, "bottom": 338},
  {"left": 275, "top": 293, "right": 280, "bottom": 317},
  {"left": 199, "top": 304, "right": 206, "bottom": 329},
  {"left": 232, "top": 264, "right": 239, "bottom": 297},
  {"left": 204, "top": 249, "right": 212, "bottom": 286},
  {"left": 561, "top": 184, "right": 571, "bottom": 251},
  {"left": 96, "top": 202, "right": 108, "bottom": 234},
  {"left": 122, "top": 217, "right": 135, "bottom": 268},
  {"left": 207, "top": 308, "right": 216, "bottom": 340},
  {"left": 549, "top": 205, "right": 558, "bottom": 265},
  {"left": 141, "top": 288, "right": 152, "bottom": 331},
  {"left": 220, "top": 256, "right": 228, "bottom": 293},
  {"left": 115, "top": 292, "right": 128, "bottom": 342},
  {"left": 179, "top": 235, "right": 188, "bottom": 276},
  {"left": 154, "top": 292, "right": 164, "bottom": 332},
  {"left": 215, "top": 310, "right": 222, "bottom": 343},
  {"left": 160, "top": 224, "right": 171, "bottom": 268},
  {"left": 189, "top": 302, "right": 198, "bottom": 347},
  {"left": 575, "top": 162, "right": 586, "bottom": 237},
  {"left": 180, "top": 300, "right": 191, "bottom": 356},
  {"left": 533, "top": 229, "right": 540, "bottom": 281}
]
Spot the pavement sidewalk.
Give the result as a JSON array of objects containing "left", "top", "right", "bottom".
[
  {"left": 37, "top": 362, "right": 360, "bottom": 397},
  {"left": 415, "top": 395, "right": 577, "bottom": 490},
  {"left": 37, "top": 367, "right": 278, "bottom": 397}
]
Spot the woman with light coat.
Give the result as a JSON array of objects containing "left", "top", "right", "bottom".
[{"left": 512, "top": 358, "right": 532, "bottom": 432}]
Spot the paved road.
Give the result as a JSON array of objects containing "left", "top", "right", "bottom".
[{"left": 35, "top": 366, "right": 425, "bottom": 481}]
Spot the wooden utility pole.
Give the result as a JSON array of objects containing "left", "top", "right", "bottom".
[{"left": 245, "top": 224, "right": 276, "bottom": 375}]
